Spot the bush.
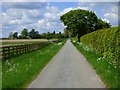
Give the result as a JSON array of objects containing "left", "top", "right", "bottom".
[{"left": 80, "top": 26, "right": 120, "bottom": 69}]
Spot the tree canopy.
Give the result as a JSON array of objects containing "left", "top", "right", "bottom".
[
  {"left": 21, "top": 28, "right": 28, "bottom": 39},
  {"left": 29, "top": 29, "right": 40, "bottom": 39},
  {"left": 60, "top": 9, "right": 111, "bottom": 42},
  {"left": 12, "top": 32, "right": 18, "bottom": 39}
]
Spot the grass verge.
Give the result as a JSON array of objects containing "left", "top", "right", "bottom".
[
  {"left": 2, "top": 40, "right": 66, "bottom": 89},
  {"left": 72, "top": 41, "right": 119, "bottom": 89}
]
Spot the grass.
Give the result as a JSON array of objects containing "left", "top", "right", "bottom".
[
  {"left": 72, "top": 41, "right": 119, "bottom": 89},
  {"left": 2, "top": 40, "right": 66, "bottom": 89}
]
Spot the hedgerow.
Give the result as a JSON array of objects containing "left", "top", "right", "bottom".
[{"left": 80, "top": 26, "right": 120, "bottom": 69}]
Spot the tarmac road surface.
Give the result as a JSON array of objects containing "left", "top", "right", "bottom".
[{"left": 28, "top": 40, "right": 106, "bottom": 88}]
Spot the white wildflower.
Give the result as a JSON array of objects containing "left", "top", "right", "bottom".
[
  {"left": 73, "top": 40, "right": 76, "bottom": 43},
  {"left": 58, "top": 42, "right": 62, "bottom": 45},
  {"left": 97, "top": 57, "right": 102, "bottom": 61},
  {"left": 9, "top": 68, "right": 13, "bottom": 72}
]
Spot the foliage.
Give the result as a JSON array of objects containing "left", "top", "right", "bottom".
[
  {"left": 46, "top": 32, "right": 53, "bottom": 40},
  {"left": 12, "top": 32, "right": 18, "bottom": 39},
  {"left": 21, "top": 28, "right": 28, "bottom": 39},
  {"left": 55, "top": 32, "right": 64, "bottom": 38},
  {"left": 60, "top": 9, "right": 111, "bottom": 42},
  {"left": 8, "top": 28, "right": 66, "bottom": 39},
  {"left": 29, "top": 29, "right": 40, "bottom": 39},
  {"left": 41, "top": 31, "right": 64, "bottom": 39},
  {"left": 80, "top": 26, "right": 120, "bottom": 73},
  {"left": 73, "top": 42, "right": 119, "bottom": 88},
  {"left": 53, "top": 31, "right": 56, "bottom": 35},
  {"left": 64, "top": 28, "right": 69, "bottom": 38}
]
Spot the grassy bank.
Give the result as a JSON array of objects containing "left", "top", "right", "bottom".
[
  {"left": 80, "top": 26, "right": 119, "bottom": 70},
  {"left": 72, "top": 41, "right": 119, "bottom": 89},
  {"left": 2, "top": 40, "right": 66, "bottom": 88}
]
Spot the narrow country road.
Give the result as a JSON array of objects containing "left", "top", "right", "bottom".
[{"left": 28, "top": 40, "right": 106, "bottom": 88}]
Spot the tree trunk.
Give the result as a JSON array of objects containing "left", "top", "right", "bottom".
[{"left": 77, "top": 35, "right": 80, "bottom": 42}]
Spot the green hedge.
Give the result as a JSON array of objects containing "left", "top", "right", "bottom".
[{"left": 80, "top": 26, "right": 120, "bottom": 68}]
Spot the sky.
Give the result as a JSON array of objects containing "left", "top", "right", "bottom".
[{"left": 0, "top": 0, "right": 119, "bottom": 38}]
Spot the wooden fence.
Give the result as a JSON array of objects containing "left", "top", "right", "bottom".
[{"left": 0, "top": 41, "right": 55, "bottom": 60}]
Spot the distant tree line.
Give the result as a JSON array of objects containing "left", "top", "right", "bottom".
[{"left": 9, "top": 28, "right": 66, "bottom": 40}]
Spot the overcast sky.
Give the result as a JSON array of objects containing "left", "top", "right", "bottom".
[{"left": 1, "top": 1, "right": 119, "bottom": 38}]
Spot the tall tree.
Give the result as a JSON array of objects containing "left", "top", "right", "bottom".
[
  {"left": 29, "top": 29, "right": 36, "bottom": 39},
  {"left": 60, "top": 9, "right": 111, "bottom": 42},
  {"left": 35, "top": 31, "right": 40, "bottom": 38},
  {"left": 21, "top": 28, "right": 28, "bottom": 39},
  {"left": 13, "top": 32, "right": 18, "bottom": 39},
  {"left": 53, "top": 31, "right": 56, "bottom": 35},
  {"left": 46, "top": 32, "right": 52, "bottom": 40},
  {"left": 29, "top": 29, "right": 40, "bottom": 39}
]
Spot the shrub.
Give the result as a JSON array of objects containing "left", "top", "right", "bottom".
[{"left": 80, "top": 26, "right": 120, "bottom": 69}]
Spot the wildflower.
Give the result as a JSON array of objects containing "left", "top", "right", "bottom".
[
  {"left": 73, "top": 41, "right": 76, "bottom": 43},
  {"left": 77, "top": 42, "right": 80, "bottom": 44},
  {"left": 58, "top": 42, "right": 62, "bottom": 45},
  {"left": 9, "top": 68, "right": 13, "bottom": 72},
  {"left": 114, "top": 66, "right": 117, "bottom": 69}
]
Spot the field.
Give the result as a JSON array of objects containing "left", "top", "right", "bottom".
[
  {"left": 1, "top": 39, "right": 58, "bottom": 60},
  {"left": 1, "top": 39, "right": 57, "bottom": 47}
]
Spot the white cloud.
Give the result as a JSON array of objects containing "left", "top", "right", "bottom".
[
  {"left": 104, "top": 13, "right": 118, "bottom": 20},
  {"left": 101, "top": 18, "right": 110, "bottom": 23},
  {"left": 3, "top": 0, "right": 119, "bottom": 2},
  {"left": 9, "top": 19, "right": 19, "bottom": 24},
  {"left": 2, "top": 2, "right": 66, "bottom": 38},
  {"left": 2, "top": 12, "right": 11, "bottom": 25},
  {"left": 6, "top": 8, "right": 23, "bottom": 19},
  {"left": 76, "top": 6, "right": 90, "bottom": 10},
  {"left": 44, "top": 12, "right": 59, "bottom": 21},
  {"left": 37, "top": 19, "right": 48, "bottom": 30},
  {"left": 59, "top": 7, "right": 73, "bottom": 16},
  {"left": 104, "top": 13, "right": 118, "bottom": 25},
  {"left": 26, "top": 9, "right": 41, "bottom": 17},
  {"left": 3, "top": 0, "right": 46, "bottom": 2},
  {"left": 38, "top": 19, "right": 46, "bottom": 26},
  {"left": 59, "top": 6, "right": 90, "bottom": 16},
  {"left": 78, "top": 0, "right": 119, "bottom": 2},
  {"left": 46, "top": 6, "right": 59, "bottom": 13},
  {"left": 2, "top": 8, "right": 41, "bottom": 26},
  {"left": 103, "top": 5, "right": 118, "bottom": 26}
]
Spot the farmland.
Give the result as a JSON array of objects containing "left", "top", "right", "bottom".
[
  {"left": 1, "top": 39, "right": 57, "bottom": 47},
  {"left": 1, "top": 39, "right": 58, "bottom": 60}
]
